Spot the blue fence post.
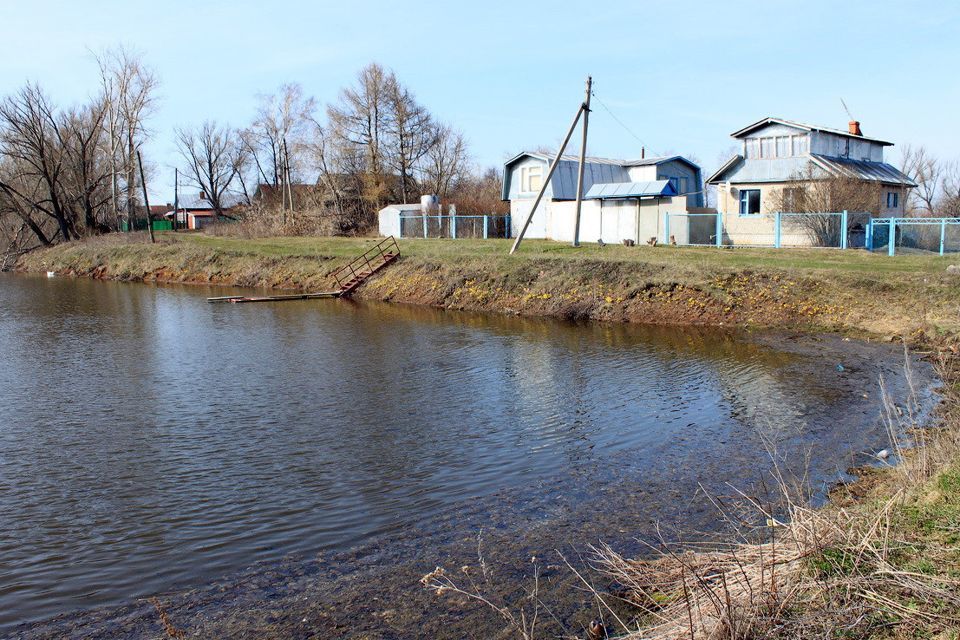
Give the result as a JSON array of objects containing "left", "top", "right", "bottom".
[
  {"left": 505, "top": 214, "right": 511, "bottom": 239},
  {"left": 840, "top": 210, "right": 848, "bottom": 249},
  {"left": 941, "top": 218, "right": 947, "bottom": 256},
  {"left": 422, "top": 214, "right": 428, "bottom": 239},
  {"left": 774, "top": 212, "right": 782, "bottom": 249},
  {"left": 865, "top": 218, "right": 873, "bottom": 250},
  {"left": 888, "top": 218, "right": 896, "bottom": 256},
  {"left": 451, "top": 214, "right": 457, "bottom": 240},
  {"left": 663, "top": 213, "right": 670, "bottom": 245},
  {"left": 715, "top": 212, "right": 723, "bottom": 248},
  {"left": 483, "top": 215, "right": 489, "bottom": 239}
]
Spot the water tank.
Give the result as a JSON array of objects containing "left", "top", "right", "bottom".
[{"left": 420, "top": 194, "right": 439, "bottom": 215}]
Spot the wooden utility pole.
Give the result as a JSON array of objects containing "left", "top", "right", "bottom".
[
  {"left": 173, "top": 168, "right": 179, "bottom": 232},
  {"left": 572, "top": 76, "right": 592, "bottom": 247},
  {"left": 510, "top": 76, "right": 592, "bottom": 254},
  {"left": 137, "top": 151, "right": 155, "bottom": 244}
]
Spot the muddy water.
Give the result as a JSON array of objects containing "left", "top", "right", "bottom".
[{"left": 0, "top": 273, "right": 936, "bottom": 637}]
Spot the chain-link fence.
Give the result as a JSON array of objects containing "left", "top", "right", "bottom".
[
  {"left": 665, "top": 211, "right": 869, "bottom": 249},
  {"left": 868, "top": 217, "right": 960, "bottom": 255},
  {"left": 398, "top": 215, "right": 511, "bottom": 239}
]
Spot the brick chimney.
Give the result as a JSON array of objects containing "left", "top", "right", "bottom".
[
  {"left": 199, "top": 190, "right": 207, "bottom": 200},
  {"left": 848, "top": 120, "right": 862, "bottom": 136}
]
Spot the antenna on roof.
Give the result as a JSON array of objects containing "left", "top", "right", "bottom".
[
  {"left": 840, "top": 98, "right": 863, "bottom": 136},
  {"left": 840, "top": 98, "right": 855, "bottom": 121}
]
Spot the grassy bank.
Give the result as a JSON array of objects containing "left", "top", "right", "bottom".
[{"left": 16, "top": 231, "right": 960, "bottom": 338}]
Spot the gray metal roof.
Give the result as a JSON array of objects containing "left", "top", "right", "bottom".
[
  {"left": 503, "top": 151, "right": 701, "bottom": 200},
  {"left": 730, "top": 117, "right": 894, "bottom": 146},
  {"left": 585, "top": 180, "right": 676, "bottom": 200},
  {"left": 504, "top": 151, "right": 698, "bottom": 169},
  {"left": 706, "top": 153, "right": 916, "bottom": 187},
  {"left": 810, "top": 154, "right": 917, "bottom": 186}
]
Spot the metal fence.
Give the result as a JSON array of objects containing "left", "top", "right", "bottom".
[
  {"left": 663, "top": 213, "right": 724, "bottom": 247},
  {"left": 867, "top": 217, "right": 960, "bottom": 256},
  {"left": 398, "top": 214, "right": 511, "bottom": 239},
  {"left": 665, "top": 211, "right": 871, "bottom": 250}
]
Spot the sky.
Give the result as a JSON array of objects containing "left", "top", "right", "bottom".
[{"left": 1, "top": 0, "right": 959, "bottom": 201}]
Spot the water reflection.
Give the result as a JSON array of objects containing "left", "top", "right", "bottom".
[{"left": 0, "top": 274, "right": 931, "bottom": 631}]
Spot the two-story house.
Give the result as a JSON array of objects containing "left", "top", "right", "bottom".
[
  {"left": 707, "top": 117, "right": 915, "bottom": 246},
  {"left": 502, "top": 151, "right": 705, "bottom": 244}
]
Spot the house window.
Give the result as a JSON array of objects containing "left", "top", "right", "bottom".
[
  {"left": 887, "top": 192, "right": 899, "bottom": 209},
  {"left": 745, "top": 138, "right": 760, "bottom": 159},
  {"left": 739, "top": 189, "right": 761, "bottom": 216},
  {"left": 776, "top": 136, "right": 791, "bottom": 157},
  {"left": 791, "top": 135, "right": 809, "bottom": 156},
  {"left": 678, "top": 177, "right": 688, "bottom": 193},
  {"left": 520, "top": 166, "right": 543, "bottom": 193},
  {"left": 761, "top": 138, "right": 775, "bottom": 158}
]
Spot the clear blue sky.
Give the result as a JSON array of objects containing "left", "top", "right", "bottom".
[{"left": 2, "top": 0, "right": 958, "bottom": 201}]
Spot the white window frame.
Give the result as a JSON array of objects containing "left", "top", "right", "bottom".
[
  {"left": 887, "top": 191, "right": 899, "bottom": 209},
  {"left": 519, "top": 165, "right": 543, "bottom": 194}
]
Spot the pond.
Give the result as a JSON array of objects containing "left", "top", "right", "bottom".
[{"left": 0, "top": 273, "right": 936, "bottom": 635}]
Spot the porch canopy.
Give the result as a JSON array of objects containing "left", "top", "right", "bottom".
[{"left": 584, "top": 180, "right": 677, "bottom": 200}]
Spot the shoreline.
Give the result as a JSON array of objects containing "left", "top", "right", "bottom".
[
  {"left": 10, "top": 233, "right": 960, "bottom": 638},
  {"left": 14, "top": 233, "right": 960, "bottom": 340}
]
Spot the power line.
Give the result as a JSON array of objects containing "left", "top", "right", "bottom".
[{"left": 590, "top": 88, "right": 657, "bottom": 156}]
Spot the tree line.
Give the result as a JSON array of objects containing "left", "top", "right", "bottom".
[
  {"left": 0, "top": 54, "right": 505, "bottom": 261},
  {"left": 177, "top": 62, "right": 505, "bottom": 235},
  {"left": 0, "top": 48, "right": 156, "bottom": 260}
]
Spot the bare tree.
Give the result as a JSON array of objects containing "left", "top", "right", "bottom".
[
  {"left": 421, "top": 123, "right": 468, "bottom": 199},
  {"left": 385, "top": 79, "right": 435, "bottom": 203},
  {"left": 940, "top": 162, "right": 960, "bottom": 216},
  {"left": 175, "top": 121, "right": 245, "bottom": 215},
  {"left": 900, "top": 145, "right": 940, "bottom": 214},
  {"left": 768, "top": 166, "right": 884, "bottom": 245},
  {"left": 245, "top": 83, "right": 315, "bottom": 212},
  {"left": 327, "top": 63, "right": 394, "bottom": 210},
  {"left": 96, "top": 47, "right": 159, "bottom": 229}
]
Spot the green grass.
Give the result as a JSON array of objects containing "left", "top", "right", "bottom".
[{"left": 172, "top": 233, "right": 957, "bottom": 276}]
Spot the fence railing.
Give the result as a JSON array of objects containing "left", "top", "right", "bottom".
[
  {"left": 664, "top": 210, "right": 872, "bottom": 250},
  {"left": 867, "top": 217, "right": 960, "bottom": 256},
  {"left": 398, "top": 214, "right": 511, "bottom": 239},
  {"left": 663, "top": 212, "right": 724, "bottom": 247}
]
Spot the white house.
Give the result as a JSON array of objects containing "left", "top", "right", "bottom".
[
  {"left": 502, "top": 151, "right": 706, "bottom": 245},
  {"left": 707, "top": 117, "right": 916, "bottom": 246}
]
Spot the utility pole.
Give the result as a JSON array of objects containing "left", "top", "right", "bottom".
[
  {"left": 137, "top": 151, "right": 155, "bottom": 244},
  {"left": 173, "top": 168, "right": 179, "bottom": 232},
  {"left": 572, "top": 76, "right": 592, "bottom": 247},
  {"left": 510, "top": 77, "right": 592, "bottom": 254}
]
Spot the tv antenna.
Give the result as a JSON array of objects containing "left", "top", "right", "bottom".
[{"left": 840, "top": 98, "right": 856, "bottom": 121}]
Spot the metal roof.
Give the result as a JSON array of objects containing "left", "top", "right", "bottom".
[
  {"left": 706, "top": 153, "right": 916, "bottom": 187},
  {"left": 502, "top": 151, "right": 701, "bottom": 200},
  {"left": 810, "top": 154, "right": 917, "bottom": 186},
  {"left": 729, "top": 117, "right": 894, "bottom": 146},
  {"left": 584, "top": 180, "right": 676, "bottom": 200},
  {"left": 504, "top": 151, "right": 699, "bottom": 169},
  {"left": 705, "top": 155, "right": 744, "bottom": 184}
]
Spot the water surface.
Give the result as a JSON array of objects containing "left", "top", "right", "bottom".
[{"left": 0, "top": 273, "right": 934, "bottom": 633}]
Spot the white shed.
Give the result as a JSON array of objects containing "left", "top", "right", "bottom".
[{"left": 378, "top": 204, "right": 423, "bottom": 237}]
